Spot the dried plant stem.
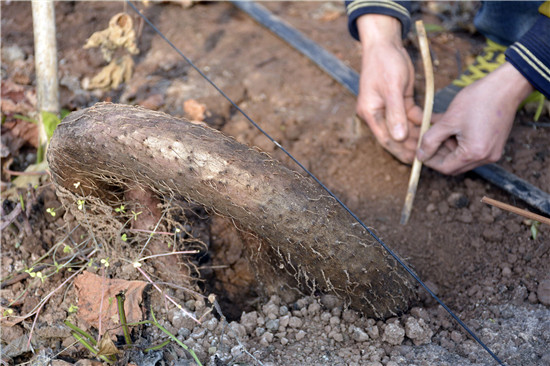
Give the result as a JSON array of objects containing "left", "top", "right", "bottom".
[
  {"left": 401, "top": 20, "right": 434, "bottom": 225},
  {"left": 97, "top": 265, "right": 106, "bottom": 343},
  {"left": 129, "top": 228, "right": 175, "bottom": 236},
  {"left": 481, "top": 196, "right": 550, "bottom": 226},
  {"left": 135, "top": 266, "right": 200, "bottom": 324},
  {"left": 138, "top": 250, "right": 199, "bottom": 262},
  {"left": 3, "top": 168, "right": 48, "bottom": 176}
]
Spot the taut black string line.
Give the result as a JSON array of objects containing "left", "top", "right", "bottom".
[{"left": 126, "top": 2, "right": 505, "bottom": 365}]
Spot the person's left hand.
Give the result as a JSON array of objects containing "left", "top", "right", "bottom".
[{"left": 417, "top": 62, "right": 534, "bottom": 175}]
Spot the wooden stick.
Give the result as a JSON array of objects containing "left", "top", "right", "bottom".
[
  {"left": 400, "top": 20, "right": 434, "bottom": 225},
  {"left": 31, "top": 0, "right": 59, "bottom": 155},
  {"left": 481, "top": 196, "right": 550, "bottom": 226}
]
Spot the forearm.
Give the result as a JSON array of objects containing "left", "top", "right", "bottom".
[
  {"left": 497, "top": 62, "right": 535, "bottom": 103},
  {"left": 346, "top": 0, "right": 411, "bottom": 41},
  {"left": 357, "top": 14, "right": 403, "bottom": 48}
]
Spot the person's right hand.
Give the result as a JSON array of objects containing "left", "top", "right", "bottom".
[{"left": 356, "top": 15, "right": 423, "bottom": 163}]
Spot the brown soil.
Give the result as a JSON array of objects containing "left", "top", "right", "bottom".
[{"left": 1, "top": 2, "right": 549, "bottom": 366}]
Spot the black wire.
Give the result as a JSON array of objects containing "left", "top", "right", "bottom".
[{"left": 126, "top": 2, "right": 505, "bottom": 365}]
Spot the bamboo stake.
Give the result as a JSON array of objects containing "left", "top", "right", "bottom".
[
  {"left": 32, "top": 0, "right": 59, "bottom": 154},
  {"left": 400, "top": 20, "right": 434, "bottom": 225},
  {"left": 481, "top": 196, "right": 550, "bottom": 226}
]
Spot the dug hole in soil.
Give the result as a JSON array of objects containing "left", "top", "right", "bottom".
[{"left": 1, "top": 2, "right": 550, "bottom": 366}]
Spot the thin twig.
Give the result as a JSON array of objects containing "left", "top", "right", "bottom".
[
  {"left": 0, "top": 203, "right": 22, "bottom": 231},
  {"left": 134, "top": 266, "right": 200, "bottom": 324},
  {"left": 97, "top": 265, "right": 106, "bottom": 343},
  {"left": 137, "top": 199, "right": 170, "bottom": 259},
  {"left": 138, "top": 250, "right": 199, "bottom": 262},
  {"left": 481, "top": 196, "right": 550, "bottom": 226},
  {"left": 129, "top": 228, "right": 175, "bottom": 236},
  {"left": 3, "top": 168, "right": 48, "bottom": 176},
  {"left": 401, "top": 20, "right": 434, "bottom": 225}
]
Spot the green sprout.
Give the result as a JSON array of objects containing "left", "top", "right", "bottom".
[
  {"left": 14, "top": 111, "right": 67, "bottom": 163},
  {"left": 77, "top": 199, "right": 86, "bottom": 210},
  {"left": 100, "top": 258, "right": 110, "bottom": 268},
  {"left": 26, "top": 268, "right": 45, "bottom": 283},
  {"left": 3, "top": 308, "right": 14, "bottom": 317},
  {"left": 18, "top": 193, "right": 25, "bottom": 212},
  {"left": 68, "top": 304, "right": 79, "bottom": 314},
  {"left": 115, "top": 204, "right": 126, "bottom": 213},
  {"left": 121, "top": 233, "right": 128, "bottom": 242},
  {"left": 530, "top": 221, "right": 541, "bottom": 240},
  {"left": 46, "top": 207, "right": 56, "bottom": 217}
]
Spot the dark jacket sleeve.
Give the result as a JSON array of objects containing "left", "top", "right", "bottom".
[
  {"left": 505, "top": 2, "right": 550, "bottom": 98},
  {"left": 345, "top": 0, "right": 412, "bottom": 41}
]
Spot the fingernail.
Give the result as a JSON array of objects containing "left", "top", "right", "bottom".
[
  {"left": 392, "top": 125, "right": 405, "bottom": 140},
  {"left": 417, "top": 148, "right": 425, "bottom": 161}
]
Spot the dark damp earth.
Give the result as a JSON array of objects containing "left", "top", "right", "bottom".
[{"left": 1, "top": 2, "right": 549, "bottom": 365}]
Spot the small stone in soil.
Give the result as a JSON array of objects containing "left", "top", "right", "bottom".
[
  {"left": 501, "top": 266, "right": 512, "bottom": 276},
  {"left": 404, "top": 317, "right": 433, "bottom": 345},
  {"left": 260, "top": 331, "right": 274, "bottom": 346},
  {"left": 447, "top": 192, "right": 469, "bottom": 208},
  {"left": 289, "top": 316, "right": 303, "bottom": 328},
  {"left": 382, "top": 322, "right": 405, "bottom": 346},
  {"left": 320, "top": 294, "right": 343, "bottom": 310},
  {"left": 279, "top": 314, "right": 290, "bottom": 328},
  {"left": 537, "top": 279, "right": 550, "bottom": 305},
  {"left": 262, "top": 303, "right": 279, "bottom": 316},
  {"left": 350, "top": 325, "right": 369, "bottom": 342}
]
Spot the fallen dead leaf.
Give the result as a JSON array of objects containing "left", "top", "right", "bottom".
[
  {"left": 84, "top": 13, "right": 139, "bottom": 62},
  {"left": 97, "top": 332, "right": 119, "bottom": 357},
  {"left": 1, "top": 161, "right": 49, "bottom": 200},
  {"left": 85, "top": 55, "right": 134, "bottom": 90},
  {"left": 2, "top": 118, "right": 40, "bottom": 149},
  {"left": 1, "top": 80, "right": 36, "bottom": 115},
  {"left": 74, "top": 271, "right": 148, "bottom": 336}
]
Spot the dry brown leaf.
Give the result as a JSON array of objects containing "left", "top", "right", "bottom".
[
  {"left": 84, "top": 13, "right": 139, "bottom": 62},
  {"left": 2, "top": 119, "right": 40, "bottom": 149},
  {"left": 74, "top": 271, "right": 147, "bottom": 336},
  {"left": 0, "top": 80, "right": 36, "bottom": 115},
  {"left": 1, "top": 161, "right": 49, "bottom": 200},
  {"left": 85, "top": 55, "right": 134, "bottom": 90},
  {"left": 97, "top": 332, "right": 119, "bottom": 357}
]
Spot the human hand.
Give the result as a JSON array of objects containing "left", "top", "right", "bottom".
[
  {"left": 417, "top": 62, "right": 534, "bottom": 175},
  {"left": 356, "top": 15, "right": 423, "bottom": 163}
]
